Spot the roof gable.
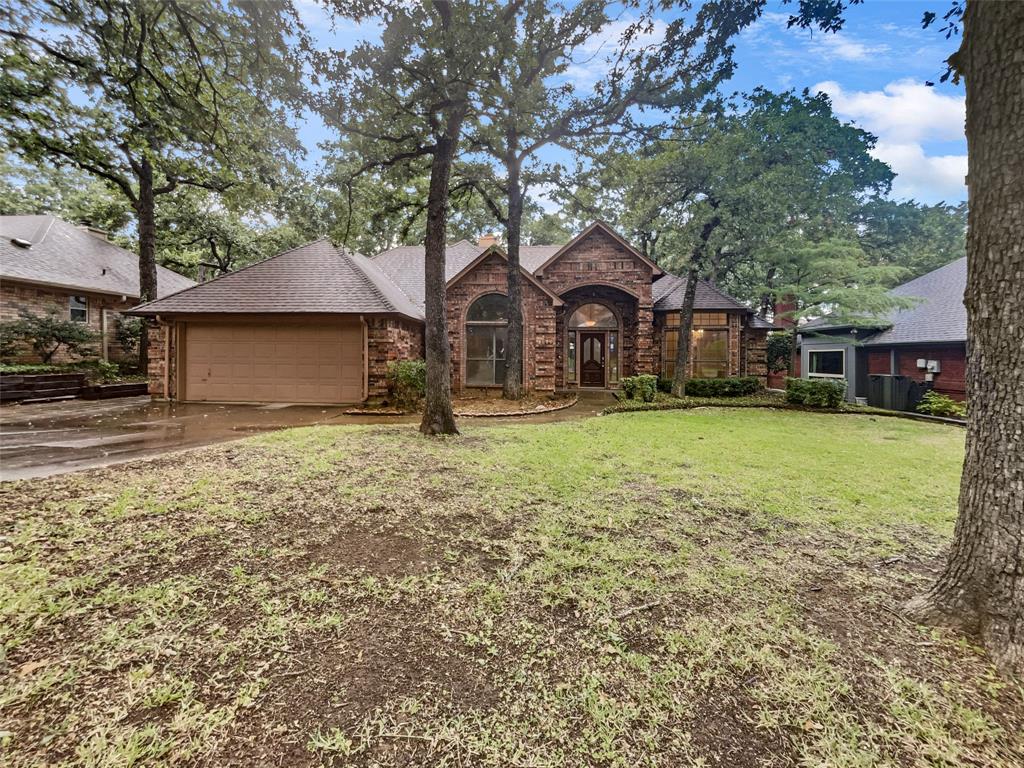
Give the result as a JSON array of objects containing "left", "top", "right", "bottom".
[
  {"left": 447, "top": 246, "right": 564, "bottom": 306},
  {"left": 533, "top": 221, "right": 662, "bottom": 277},
  {"left": 0, "top": 215, "right": 194, "bottom": 298}
]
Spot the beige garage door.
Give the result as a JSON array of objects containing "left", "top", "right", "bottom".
[{"left": 183, "top": 321, "right": 363, "bottom": 404}]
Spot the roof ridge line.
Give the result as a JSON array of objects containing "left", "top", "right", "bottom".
[{"left": 344, "top": 250, "right": 398, "bottom": 314}]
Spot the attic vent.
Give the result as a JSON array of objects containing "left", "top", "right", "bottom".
[{"left": 10, "top": 237, "right": 32, "bottom": 248}]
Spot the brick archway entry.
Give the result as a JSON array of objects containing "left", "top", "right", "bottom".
[{"left": 559, "top": 285, "right": 641, "bottom": 389}]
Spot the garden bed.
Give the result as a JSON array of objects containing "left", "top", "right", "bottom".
[{"left": 346, "top": 393, "right": 578, "bottom": 418}]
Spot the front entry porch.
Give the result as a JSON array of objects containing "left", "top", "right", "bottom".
[{"left": 559, "top": 284, "right": 654, "bottom": 389}]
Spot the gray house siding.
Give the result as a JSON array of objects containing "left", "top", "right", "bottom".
[{"left": 798, "top": 333, "right": 860, "bottom": 403}]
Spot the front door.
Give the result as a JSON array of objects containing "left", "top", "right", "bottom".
[{"left": 579, "top": 331, "right": 606, "bottom": 387}]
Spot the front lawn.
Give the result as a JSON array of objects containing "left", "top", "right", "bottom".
[{"left": 2, "top": 409, "right": 1020, "bottom": 767}]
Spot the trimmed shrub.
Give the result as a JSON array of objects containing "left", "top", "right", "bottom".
[
  {"left": 915, "top": 390, "right": 966, "bottom": 418},
  {"left": 386, "top": 359, "right": 427, "bottom": 410},
  {"left": 684, "top": 376, "right": 762, "bottom": 398},
  {"left": 657, "top": 377, "right": 673, "bottom": 393},
  {"left": 71, "top": 359, "right": 121, "bottom": 384},
  {"left": 0, "top": 311, "right": 98, "bottom": 363},
  {"left": 785, "top": 377, "right": 846, "bottom": 408},
  {"left": 0, "top": 363, "right": 64, "bottom": 375},
  {"left": 620, "top": 374, "right": 658, "bottom": 402}
]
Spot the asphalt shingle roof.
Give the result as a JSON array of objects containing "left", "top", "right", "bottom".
[
  {"left": 800, "top": 257, "right": 967, "bottom": 344},
  {"left": 651, "top": 273, "right": 752, "bottom": 312},
  {"left": 865, "top": 257, "right": 967, "bottom": 345},
  {"left": 0, "top": 215, "right": 195, "bottom": 298},
  {"left": 130, "top": 239, "right": 423, "bottom": 320},
  {"left": 371, "top": 241, "right": 560, "bottom": 310}
]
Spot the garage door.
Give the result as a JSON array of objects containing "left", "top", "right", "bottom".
[{"left": 183, "top": 321, "right": 363, "bottom": 404}]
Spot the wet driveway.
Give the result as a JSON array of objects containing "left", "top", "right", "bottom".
[
  {"left": 0, "top": 397, "right": 417, "bottom": 481},
  {"left": 0, "top": 393, "right": 611, "bottom": 481}
]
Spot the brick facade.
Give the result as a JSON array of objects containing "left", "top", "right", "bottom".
[
  {"left": 536, "top": 228, "right": 658, "bottom": 382},
  {"left": 147, "top": 322, "right": 178, "bottom": 399},
  {"left": 367, "top": 317, "right": 424, "bottom": 398},
  {"left": 892, "top": 343, "right": 966, "bottom": 400},
  {"left": 1, "top": 279, "right": 136, "bottom": 363},
  {"left": 446, "top": 251, "right": 557, "bottom": 394}
]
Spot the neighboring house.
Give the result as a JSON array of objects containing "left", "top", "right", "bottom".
[
  {"left": 1, "top": 215, "right": 195, "bottom": 362},
  {"left": 131, "top": 221, "right": 776, "bottom": 405},
  {"left": 797, "top": 257, "right": 967, "bottom": 404}
]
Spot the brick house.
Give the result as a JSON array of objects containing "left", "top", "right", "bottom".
[
  {"left": 796, "top": 257, "right": 967, "bottom": 403},
  {"left": 132, "top": 221, "right": 775, "bottom": 404},
  {"left": 1, "top": 215, "right": 195, "bottom": 363}
]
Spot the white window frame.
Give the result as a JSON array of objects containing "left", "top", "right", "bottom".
[{"left": 807, "top": 348, "right": 846, "bottom": 379}]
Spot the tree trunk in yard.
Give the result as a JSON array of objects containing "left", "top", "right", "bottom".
[
  {"left": 503, "top": 152, "right": 525, "bottom": 400},
  {"left": 419, "top": 132, "right": 461, "bottom": 436},
  {"left": 671, "top": 214, "right": 720, "bottom": 397},
  {"left": 905, "top": 0, "right": 1024, "bottom": 675},
  {"left": 670, "top": 261, "right": 699, "bottom": 397},
  {"left": 135, "top": 157, "right": 159, "bottom": 373}
]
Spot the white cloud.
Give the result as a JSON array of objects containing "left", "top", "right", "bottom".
[
  {"left": 811, "top": 33, "right": 888, "bottom": 62},
  {"left": 871, "top": 142, "right": 967, "bottom": 201},
  {"left": 813, "top": 79, "right": 966, "bottom": 202},
  {"left": 813, "top": 78, "right": 964, "bottom": 143}
]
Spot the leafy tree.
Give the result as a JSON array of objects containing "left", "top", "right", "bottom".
[
  {"left": 0, "top": 0, "right": 306, "bottom": 367},
  {"left": 465, "top": 0, "right": 758, "bottom": 399},
  {"left": 0, "top": 152, "right": 133, "bottom": 236},
  {"left": 0, "top": 311, "right": 98, "bottom": 363},
  {"left": 317, "top": 1, "right": 505, "bottom": 435},
  {"left": 155, "top": 186, "right": 308, "bottom": 280},
  {"left": 856, "top": 198, "right": 967, "bottom": 281},
  {"left": 522, "top": 208, "right": 573, "bottom": 246},
  {"left": 569, "top": 89, "right": 895, "bottom": 395}
]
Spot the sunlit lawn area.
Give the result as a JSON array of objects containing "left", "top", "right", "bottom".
[{"left": 2, "top": 408, "right": 1021, "bottom": 767}]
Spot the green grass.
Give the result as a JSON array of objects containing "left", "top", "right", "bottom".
[{"left": 2, "top": 408, "right": 1018, "bottom": 768}]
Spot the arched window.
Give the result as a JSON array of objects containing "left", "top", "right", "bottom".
[
  {"left": 466, "top": 293, "right": 509, "bottom": 386},
  {"left": 568, "top": 303, "right": 617, "bottom": 329}
]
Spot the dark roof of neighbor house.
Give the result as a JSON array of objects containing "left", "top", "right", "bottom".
[
  {"left": 865, "top": 257, "right": 967, "bottom": 345},
  {"left": 800, "top": 257, "right": 967, "bottom": 345},
  {"left": 0, "top": 215, "right": 195, "bottom": 298},
  {"left": 129, "top": 239, "right": 423, "bottom": 320}
]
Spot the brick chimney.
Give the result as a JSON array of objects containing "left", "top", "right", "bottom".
[
  {"left": 773, "top": 296, "right": 798, "bottom": 329},
  {"left": 477, "top": 233, "right": 500, "bottom": 249}
]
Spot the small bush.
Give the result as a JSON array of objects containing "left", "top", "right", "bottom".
[
  {"left": 71, "top": 359, "right": 121, "bottom": 384},
  {"left": 0, "top": 363, "right": 63, "bottom": 375},
  {"left": 0, "top": 311, "right": 98, "bottom": 363},
  {"left": 684, "top": 376, "right": 762, "bottom": 398},
  {"left": 766, "top": 332, "right": 794, "bottom": 374},
  {"left": 115, "top": 315, "right": 145, "bottom": 358},
  {"left": 657, "top": 377, "right": 673, "bottom": 393},
  {"left": 785, "top": 377, "right": 846, "bottom": 408},
  {"left": 916, "top": 391, "right": 966, "bottom": 419},
  {"left": 620, "top": 374, "right": 658, "bottom": 402},
  {"left": 386, "top": 359, "right": 427, "bottom": 410}
]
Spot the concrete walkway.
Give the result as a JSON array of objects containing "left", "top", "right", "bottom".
[{"left": 1, "top": 392, "right": 614, "bottom": 481}]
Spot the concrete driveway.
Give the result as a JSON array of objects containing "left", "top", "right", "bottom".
[{"left": 0, "top": 397, "right": 417, "bottom": 481}]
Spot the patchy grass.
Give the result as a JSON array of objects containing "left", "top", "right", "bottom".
[{"left": 2, "top": 408, "right": 1020, "bottom": 768}]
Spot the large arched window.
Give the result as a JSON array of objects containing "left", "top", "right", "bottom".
[
  {"left": 465, "top": 293, "right": 509, "bottom": 386},
  {"left": 568, "top": 303, "right": 617, "bottom": 329}
]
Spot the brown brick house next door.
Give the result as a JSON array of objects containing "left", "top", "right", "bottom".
[{"left": 182, "top": 320, "right": 363, "bottom": 404}]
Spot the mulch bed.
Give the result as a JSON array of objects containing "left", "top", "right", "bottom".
[{"left": 345, "top": 394, "right": 578, "bottom": 418}]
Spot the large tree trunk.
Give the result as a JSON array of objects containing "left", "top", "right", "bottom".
[
  {"left": 135, "top": 157, "right": 159, "bottom": 372},
  {"left": 669, "top": 260, "right": 699, "bottom": 397},
  {"left": 671, "top": 213, "right": 721, "bottom": 397},
  {"left": 503, "top": 153, "right": 525, "bottom": 400},
  {"left": 419, "top": 132, "right": 460, "bottom": 436},
  {"left": 905, "top": 0, "right": 1024, "bottom": 675}
]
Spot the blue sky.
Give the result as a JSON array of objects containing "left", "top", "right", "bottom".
[{"left": 294, "top": 1, "right": 966, "bottom": 207}]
